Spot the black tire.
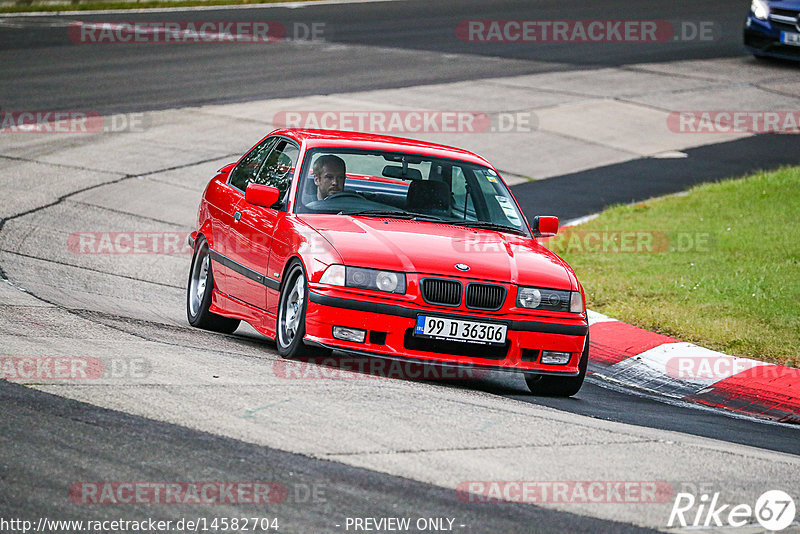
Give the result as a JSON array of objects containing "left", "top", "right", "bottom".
[
  {"left": 187, "top": 237, "right": 240, "bottom": 334},
  {"left": 276, "top": 260, "right": 331, "bottom": 359},
  {"left": 525, "top": 335, "right": 589, "bottom": 397}
]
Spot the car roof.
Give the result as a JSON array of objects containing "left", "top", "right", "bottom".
[{"left": 271, "top": 128, "right": 493, "bottom": 167}]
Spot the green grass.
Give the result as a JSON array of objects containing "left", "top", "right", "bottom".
[
  {"left": 549, "top": 166, "right": 800, "bottom": 367},
  {"left": 0, "top": 0, "right": 320, "bottom": 13}
]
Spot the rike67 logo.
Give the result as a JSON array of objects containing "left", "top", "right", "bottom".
[{"left": 668, "top": 490, "right": 796, "bottom": 530}]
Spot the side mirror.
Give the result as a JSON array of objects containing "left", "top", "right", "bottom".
[
  {"left": 245, "top": 183, "right": 280, "bottom": 208},
  {"left": 532, "top": 215, "right": 559, "bottom": 237}
]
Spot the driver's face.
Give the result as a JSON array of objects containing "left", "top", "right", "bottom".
[{"left": 314, "top": 163, "right": 346, "bottom": 199}]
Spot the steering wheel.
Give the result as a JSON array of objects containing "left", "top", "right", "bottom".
[{"left": 323, "top": 191, "right": 364, "bottom": 201}]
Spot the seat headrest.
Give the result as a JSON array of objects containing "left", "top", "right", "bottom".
[{"left": 406, "top": 180, "right": 450, "bottom": 211}]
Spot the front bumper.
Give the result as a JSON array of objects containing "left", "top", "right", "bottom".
[
  {"left": 744, "top": 16, "right": 800, "bottom": 60},
  {"left": 304, "top": 289, "right": 588, "bottom": 375}
]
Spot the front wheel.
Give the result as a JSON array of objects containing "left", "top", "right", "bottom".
[
  {"left": 187, "top": 237, "right": 240, "bottom": 334},
  {"left": 276, "top": 261, "right": 331, "bottom": 359},
  {"left": 525, "top": 335, "right": 589, "bottom": 397}
]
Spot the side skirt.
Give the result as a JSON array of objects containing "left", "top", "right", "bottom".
[{"left": 211, "top": 290, "right": 277, "bottom": 340}]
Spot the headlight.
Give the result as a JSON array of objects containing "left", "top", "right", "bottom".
[
  {"left": 320, "top": 265, "right": 406, "bottom": 294},
  {"left": 518, "top": 287, "right": 542, "bottom": 308},
  {"left": 517, "top": 286, "right": 582, "bottom": 313},
  {"left": 751, "top": 0, "right": 769, "bottom": 20},
  {"left": 375, "top": 271, "right": 401, "bottom": 292}
]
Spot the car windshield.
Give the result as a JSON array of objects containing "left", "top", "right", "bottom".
[{"left": 295, "top": 148, "right": 528, "bottom": 235}]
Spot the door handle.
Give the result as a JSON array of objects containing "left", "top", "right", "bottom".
[{"left": 234, "top": 211, "right": 241, "bottom": 222}]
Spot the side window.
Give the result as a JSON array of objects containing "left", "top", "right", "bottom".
[
  {"left": 229, "top": 136, "right": 278, "bottom": 192},
  {"left": 253, "top": 140, "right": 299, "bottom": 200}
]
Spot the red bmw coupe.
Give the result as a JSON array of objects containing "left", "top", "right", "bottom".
[{"left": 187, "top": 129, "right": 589, "bottom": 396}]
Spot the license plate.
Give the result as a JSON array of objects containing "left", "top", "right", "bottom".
[
  {"left": 415, "top": 315, "right": 507, "bottom": 345},
  {"left": 781, "top": 32, "right": 800, "bottom": 46}
]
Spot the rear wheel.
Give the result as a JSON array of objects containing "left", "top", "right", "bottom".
[
  {"left": 276, "top": 260, "right": 331, "bottom": 358},
  {"left": 187, "top": 237, "right": 240, "bottom": 334},
  {"left": 525, "top": 335, "right": 589, "bottom": 397}
]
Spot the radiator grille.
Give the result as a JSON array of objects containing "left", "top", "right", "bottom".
[
  {"left": 421, "top": 278, "right": 461, "bottom": 306},
  {"left": 465, "top": 283, "right": 506, "bottom": 310},
  {"left": 771, "top": 8, "right": 799, "bottom": 17}
]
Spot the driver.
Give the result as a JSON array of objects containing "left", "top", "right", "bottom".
[{"left": 313, "top": 155, "right": 346, "bottom": 200}]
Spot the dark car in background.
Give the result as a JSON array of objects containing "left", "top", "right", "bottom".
[{"left": 745, "top": 0, "right": 800, "bottom": 60}]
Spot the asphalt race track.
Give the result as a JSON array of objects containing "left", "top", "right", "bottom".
[
  {"left": 0, "top": 0, "right": 775, "bottom": 114},
  {"left": 1, "top": 1, "right": 800, "bottom": 533}
]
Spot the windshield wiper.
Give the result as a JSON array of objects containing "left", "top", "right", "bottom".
[
  {"left": 340, "top": 209, "right": 415, "bottom": 218},
  {"left": 342, "top": 209, "right": 444, "bottom": 222},
  {"left": 447, "top": 220, "right": 528, "bottom": 236}
]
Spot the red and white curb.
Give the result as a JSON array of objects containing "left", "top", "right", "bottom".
[{"left": 586, "top": 310, "right": 800, "bottom": 424}]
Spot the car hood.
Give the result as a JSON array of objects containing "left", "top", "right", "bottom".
[{"left": 300, "top": 215, "right": 574, "bottom": 290}]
